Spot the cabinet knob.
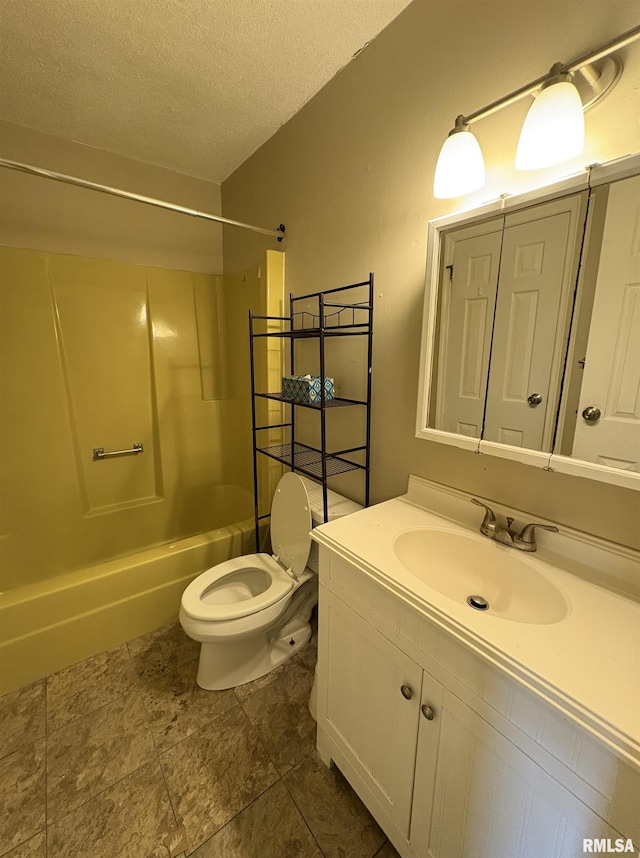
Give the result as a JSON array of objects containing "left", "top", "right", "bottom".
[
  {"left": 400, "top": 684, "right": 413, "bottom": 700},
  {"left": 421, "top": 704, "right": 435, "bottom": 720}
]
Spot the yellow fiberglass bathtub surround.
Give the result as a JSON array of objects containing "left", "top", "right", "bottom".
[{"left": 0, "top": 246, "right": 285, "bottom": 693}]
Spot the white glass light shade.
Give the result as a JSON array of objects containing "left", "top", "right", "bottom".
[
  {"left": 433, "top": 129, "right": 485, "bottom": 199},
  {"left": 516, "top": 80, "right": 584, "bottom": 170}
]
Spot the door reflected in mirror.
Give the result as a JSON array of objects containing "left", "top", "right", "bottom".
[{"left": 417, "top": 156, "right": 640, "bottom": 487}]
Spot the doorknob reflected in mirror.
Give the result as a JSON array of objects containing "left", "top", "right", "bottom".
[
  {"left": 527, "top": 393, "right": 543, "bottom": 407},
  {"left": 582, "top": 406, "right": 601, "bottom": 423}
]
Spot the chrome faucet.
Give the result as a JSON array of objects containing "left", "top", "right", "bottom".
[{"left": 471, "top": 499, "right": 558, "bottom": 552}]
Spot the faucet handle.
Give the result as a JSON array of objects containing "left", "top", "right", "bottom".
[
  {"left": 471, "top": 498, "right": 497, "bottom": 536},
  {"left": 514, "top": 522, "right": 559, "bottom": 552}
]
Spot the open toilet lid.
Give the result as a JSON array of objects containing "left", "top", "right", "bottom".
[{"left": 270, "top": 472, "right": 312, "bottom": 575}]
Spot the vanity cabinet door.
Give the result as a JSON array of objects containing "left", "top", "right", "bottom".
[
  {"left": 411, "top": 687, "right": 623, "bottom": 858},
  {"left": 320, "top": 592, "right": 423, "bottom": 838}
]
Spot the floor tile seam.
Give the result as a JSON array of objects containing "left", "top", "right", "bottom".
[
  {"left": 297, "top": 655, "right": 315, "bottom": 675},
  {"left": 0, "top": 745, "right": 20, "bottom": 762},
  {"left": 124, "top": 637, "right": 137, "bottom": 662},
  {"left": 44, "top": 680, "right": 151, "bottom": 746},
  {"left": 0, "top": 679, "right": 48, "bottom": 753},
  {"left": 154, "top": 740, "right": 183, "bottom": 844},
  {"left": 282, "top": 759, "right": 387, "bottom": 858},
  {"left": 151, "top": 696, "right": 244, "bottom": 756},
  {"left": 176, "top": 651, "right": 199, "bottom": 671},
  {"left": 280, "top": 762, "right": 327, "bottom": 858},
  {"left": 45, "top": 755, "right": 184, "bottom": 857},
  {"left": 43, "top": 677, "right": 48, "bottom": 858},
  {"left": 0, "top": 729, "right": 46, "bottom": 762},
  {"left": 235, "top": 695, "right": 283, "bottom": 775},
  {"left": 44, "top": 700, "right": 156, "bottom": 812},
  {"left": 131, "top": 661, "right": 194, "bottom": 685},
  {"left": 134, "top": 669, "right": 164, "bottom": 749},
  {"left": 237, "top": 678, "right": 318, "bottom": 777},
  {"left": 131, "top": 657, "right": 190, "bottom": 697},
  {"left": 231, "top": 659, "right": 300, "bottom": 704},
  {"left": 183, "top": 776, "right": 284, "bottom": 857},
  {"left": 43, "top": 753, "right": 159, "bottom": 829},
  {"left": 152, "top": 709, "right": 257, "bottom": 849},
  {"left": 44, "top": 641, "right": 131, "bottom": 695},
  {"left": 153, "top": 700, "right": 283, "bottom": 853},
  {"left": 0, "top": 823, "right": 47, "bottom": 858},
  {"left": 43, "top": 643, "right": 138, "bottom": 717}
]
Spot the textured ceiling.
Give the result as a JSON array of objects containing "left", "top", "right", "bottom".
[{"left": 0, "top": 0, "right": 412, "bottom": 183}]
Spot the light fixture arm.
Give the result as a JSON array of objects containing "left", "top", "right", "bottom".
[
  {"left": 458, "top": 23, "right": 640, "bottom": 127},
  {"left": 561, "top": 24, "right": 640, "bottom": 74}
]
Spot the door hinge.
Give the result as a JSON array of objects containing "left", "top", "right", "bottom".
[{"left": 446, "top": 264, "right": 453, "bottom": 281}]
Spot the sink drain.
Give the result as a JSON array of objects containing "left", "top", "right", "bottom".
[{"left": 467, "top": 595, "right": 489, "bottom": 611}]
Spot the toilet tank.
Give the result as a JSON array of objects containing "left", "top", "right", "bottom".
[{"left": 298, "top": 476, "right": 362, "bottom": 573}]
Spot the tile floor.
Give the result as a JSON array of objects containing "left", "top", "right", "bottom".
[{"left": 0, "top": 615, "right": 400, "bottom": 858}]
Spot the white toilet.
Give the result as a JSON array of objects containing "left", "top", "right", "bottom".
[{"left": 179, "top": 472, "right": 361, "bottom": 690}]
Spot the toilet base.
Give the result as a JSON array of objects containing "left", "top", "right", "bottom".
[
  {"left": 195, "top": 583, "right": 317, "bottom": 690},
  {"left": 196, "top": 620, "right": 312, "bottom": 690}
]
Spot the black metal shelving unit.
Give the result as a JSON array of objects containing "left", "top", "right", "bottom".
[{"left": 249, "top": 275, "right": 374, "bottom": 550}]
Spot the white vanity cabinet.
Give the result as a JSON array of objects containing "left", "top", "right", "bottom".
[
  {"left": 319, "top": 593, "right": 425, "bottom": 836},
  {"left": 316, "top": 546, "right": 638, "bottom": 858}
]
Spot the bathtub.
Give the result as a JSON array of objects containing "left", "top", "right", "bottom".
[{"left": 0, "top": 520, "right": 256, "bottom": 695}]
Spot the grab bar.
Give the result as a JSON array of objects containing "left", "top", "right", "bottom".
[{"left": 93, "top": 442, "right": 143, "bottom": 460}]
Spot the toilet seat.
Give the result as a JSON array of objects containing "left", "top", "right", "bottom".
[
  {"left": 181, "top": 553, "right": 294, "bottom": 622},
  {"left": 182, "top": 473, "right": 313, "bottom": 624},
  {"left": 269, "top": 472, "right": 313, "bottom": 576}
]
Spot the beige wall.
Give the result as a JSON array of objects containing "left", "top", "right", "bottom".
[
  {"left": 221, "top": 0, "right": 640, "bottom": 549},
  {"left": 0, "top": 121, "right": 223, "bottom": 273}
]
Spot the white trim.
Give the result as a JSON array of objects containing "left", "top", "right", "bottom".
[
  {"left": 415, "top": 220, "right": 442, "bottom": 437},
  {"left": 415, "top": 426, "right": 480, "bottom": 453},
  {"left": 477, "top": 439, "right": 551, "bottom": 469},
  {"left": 589, "top": 152, "right": 640, "bottom": 187},
  {"left": 416, "top": 152, "right": 640, "bottom": 491},
  {"left": 497, "top": 170, "right": 590, "bottom": 213},
  {"left": 547, "top": 453, "right": 640, "bottom": 491}
]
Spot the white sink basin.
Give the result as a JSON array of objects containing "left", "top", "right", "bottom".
[{"left": 393, "top": 527, "right": 569, "bottom": 624}]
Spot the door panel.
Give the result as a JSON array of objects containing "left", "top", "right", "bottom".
[
  {"left": 483, "top": 210, "right": 572, "bottom": 451},
  {"left": 435, "top": 222, "right": 503, "bottom": 437},
  {"left": 572, "top": 175, "right": 640, "bottom": 470}
]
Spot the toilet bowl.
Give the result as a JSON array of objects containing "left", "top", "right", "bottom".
[{"left": 179, "top": 472, "right": 361, "bottom": 690}]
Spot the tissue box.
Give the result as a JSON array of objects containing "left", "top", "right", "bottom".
[{"left": 282, "top": 375, "right": 335, "bottom": 404}]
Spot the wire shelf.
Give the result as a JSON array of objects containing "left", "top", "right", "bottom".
[
  {"left": 255, "top": 393, "right": 367, "bottom": 409},
  {"left": 250, "top": 325, "right": 370, "bottom": 339},
  {"left": 257, "top": 442, "right": 364, "bottom": 479}
]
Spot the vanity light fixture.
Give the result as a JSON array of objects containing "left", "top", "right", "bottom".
[
  {"left": 433, "top": 24, "right": 640, "bottom": 199},
  {"left": 515, "top": 65, "right": 585, "bottom": 170},
  {"left": 433, "top": 116, "right": 485, "bottom": 199}
]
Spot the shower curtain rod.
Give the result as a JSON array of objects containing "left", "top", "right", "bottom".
[{"left": 0, "top": 158, "right": 285, "bottom": 240}]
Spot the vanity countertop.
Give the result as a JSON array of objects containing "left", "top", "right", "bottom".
[{"left": 311, "top": 477, "right": 640, "bottom": 768}]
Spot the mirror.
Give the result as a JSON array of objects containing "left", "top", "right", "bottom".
[{"left": 416, "top": 154, "right": 640, "bottom": 490}]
